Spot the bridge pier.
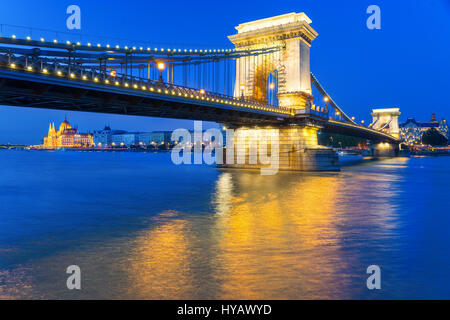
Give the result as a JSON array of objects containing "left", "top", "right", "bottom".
[
  {"left": 370, "top": 142, "right": 400, "bottom": 158},
  {"left": 219, "top": 125, "right": 339, "bottom": 172}
]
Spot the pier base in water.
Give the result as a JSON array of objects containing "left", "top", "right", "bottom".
[
  {"left": 370, "top": 142, "right": 400, "bottom": 158},
  {"left": 218, "top": 125, "right": 340, "bottom": 172}
]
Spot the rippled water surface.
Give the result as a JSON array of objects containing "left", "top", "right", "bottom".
[{"left": 0, "top": 150, "right": 449, "bottom": 299}]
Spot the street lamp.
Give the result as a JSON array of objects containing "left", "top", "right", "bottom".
[
  {"left": 157, "top": 62, "right": 165, "bottom": 82},
  {"left": 239, "top": 84, "right": 246, "bottom": 100}
]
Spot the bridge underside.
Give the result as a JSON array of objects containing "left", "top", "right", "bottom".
[
  {"left": 0, "top": 70, "right": 289, "bottom": 126},
  {"left": 322, "top": 121, "right": 398, "bottom": 143}
]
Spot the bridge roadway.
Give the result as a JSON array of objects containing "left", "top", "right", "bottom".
[{"left": 0, "top": 63, "right": 399, "bottom": 144}]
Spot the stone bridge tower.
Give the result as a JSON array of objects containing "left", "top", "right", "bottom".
[
  {"left": 228, "top": 12, "right": 317, "bottom": 109},
  {"left": 220, "top": 13, "right": 339, "bottom": 173},
  {"left": 370, "top": 108, "right": 401, "bottom": 139},
  {"left": 369, "top": 108, "right": 402, "bottom": 157}
]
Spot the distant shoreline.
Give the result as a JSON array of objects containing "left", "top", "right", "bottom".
[
  {"left": 2, "top": 145, "right": 450, "bottom": 157},
  {"left": 0, "top": 145, "right": 172, "bottom": 152}
]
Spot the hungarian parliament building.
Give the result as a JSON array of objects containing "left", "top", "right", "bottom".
[{"left": 42, "top": 117, "right": 94, "bottom": 148}]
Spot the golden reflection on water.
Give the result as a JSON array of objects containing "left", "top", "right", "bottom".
[
  {"left": 125, "top": 165, "right": 401, "bottom": 299},
  {"left": 211, "top": 171, "right": 349, "bottom": 299},
  {"left": 126, "top": 216, "right": 195, "bottom": 299}
]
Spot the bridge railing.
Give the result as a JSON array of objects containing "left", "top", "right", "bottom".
[{"left": 294, "top": 104, "right": 329, "bottom": 120}]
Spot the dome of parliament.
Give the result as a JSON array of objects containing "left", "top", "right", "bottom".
[{"left": 59, "top": 116, "right": 72, "bottom": 132}]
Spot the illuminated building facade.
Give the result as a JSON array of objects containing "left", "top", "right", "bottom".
[
  {"left": 399, "top": 114, "right": 448, "bottom": 145},
  {"left": 43, "top": 117, "right": 94, "bottom": 148},
  {"left": 93, "top": 126, "right": 173, "bottom": 147},
  {"left": 138, "top": 131, "right": 172, "bottom": 146}
]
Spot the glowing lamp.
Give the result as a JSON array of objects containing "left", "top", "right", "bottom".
[{"left": 157, "top": 62, "right": 165, "bottom": 71}]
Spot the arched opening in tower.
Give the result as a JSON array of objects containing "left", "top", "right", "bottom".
[
  {"left": 253, "top": 63, "right": 279, "bottom": 106},
  {"left": 266, "top": 71, "right": 278, "bottom": 106}
]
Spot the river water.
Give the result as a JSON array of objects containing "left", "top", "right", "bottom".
[{"left": 0, "top": 150, "right": 449, "bottom": 299}]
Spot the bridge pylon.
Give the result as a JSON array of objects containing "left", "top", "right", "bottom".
[
  {"left": 370, "top": 108, "right": 401, "bottom": 139},
  {"left": 221, "top": 13, "right": 339, "bottom": 172},
  {"left": 228, "top": 12, "right": 317, "bottom": 110}
]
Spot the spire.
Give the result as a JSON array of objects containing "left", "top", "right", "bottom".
[{"left": 431, "top": 113, "right": 437, "bottom": 122}]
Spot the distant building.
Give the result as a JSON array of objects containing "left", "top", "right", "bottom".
[
  {"left": 138, "top": 131, "right": 172, "bottom": 146},
  {"left": 93, "top": 125, "right": 113, "bottom": 147},
  {"left": 112, "top": 132, "right": 139, "bottom": 147},
  {"left": 399, "top": 114, "right": 448, "bottom": 145},
  {"left": 92, "top": 126, "right": 224, "bottom": 148},
  {"left": 93, "top": 127, "right": 174, "bottom": 147},
  {"left": 43, "top": 117, "right": 93, "bottom": 148}
]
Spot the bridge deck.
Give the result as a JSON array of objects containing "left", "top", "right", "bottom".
[{"left": 0, "top": 61, "right": 399, "bottom": 143}]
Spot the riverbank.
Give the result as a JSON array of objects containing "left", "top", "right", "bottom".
[
  {"left": 27, "top": 146, "right": 172, "bottom": 152},
  {"left": 410, "top": 150, "right": 450, "bottom": 156}
]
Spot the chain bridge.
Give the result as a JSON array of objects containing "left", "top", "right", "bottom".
[{"left": 0, "top": 12, "right": 402, "bottom": 171}]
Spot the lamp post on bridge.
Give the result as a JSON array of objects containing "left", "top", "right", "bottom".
[
  {"left": 239, "top": 84, "right": 246, "bottom": 100},
  {"left": 157, "top": 62, "right": 165, "bottom": 83},
  {"left": 324, "top": 97, "right": 329, "bottom": 114}
]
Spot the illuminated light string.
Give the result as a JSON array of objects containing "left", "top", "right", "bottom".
[
  {"left": 5, "top": 61, "right": 291, "bottom": 115},
  {"left": 4, "top": 35, "right": 287, "bottom": 57},
  {"left": 7, "top": 34, "right": 244, "bottom": 54}
]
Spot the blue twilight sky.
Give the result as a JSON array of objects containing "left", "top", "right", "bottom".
[{"left": 0, "top": 0, "right": 449, "bottom": 144}]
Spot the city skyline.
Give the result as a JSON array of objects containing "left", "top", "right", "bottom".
[
  {"left": 0, "top": 0, "right": 449, "bottom": 144},
  {"left": 2, "top": 110, "right": 447, "bottom": 146}
]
